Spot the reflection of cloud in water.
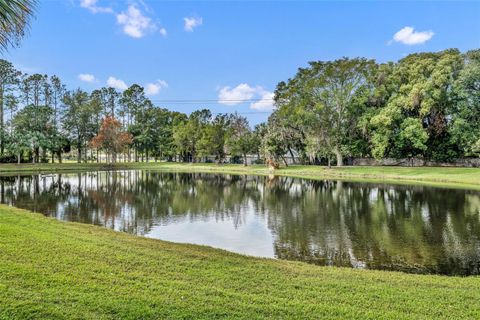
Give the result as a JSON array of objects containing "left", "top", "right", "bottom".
[{"left": 147, "top": 209, "right": 275, "bottom": 258}]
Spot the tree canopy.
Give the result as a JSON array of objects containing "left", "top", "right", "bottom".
[{"left": 0, "top": 48, "right": 478, "bottom": 166}]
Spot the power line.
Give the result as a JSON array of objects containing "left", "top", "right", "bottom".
[
  {"left": 148, "top": 98, "right": 274, "bottom": 105},
  {"left": 138, "top": 98, "right": 275, "bottom": 115},
  {"left": 137, "top": 101, "right": 274, "bottom": 115},
  {"left": 149, "top": 99, "right": 272, "bottom": 102},
  {"left": 210, "top": 111, "right": 271, "bottom": 115}
]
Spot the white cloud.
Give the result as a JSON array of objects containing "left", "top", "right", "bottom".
[
  {"left": 391, "top": 26, "right": 434, "bottom": 45},
  {"left": 250, "top": 90, "right": 275, "bottom": 111},
  {"left": 79, "top": 0, "right": 113, "bottom": 14},
  {"left": 78, "top": 73, "right": 97, "bottom": 83},
  {"left": 184, "top": 16, "right": 203, "bottom": 32},
  {"left": 218, "top": 83, "right": 257, "bottom": 105},
  {"left": 80, "top": 2, "right": 166, "bottom": 39},
  {"left": 218, "top": 83, "right": 275, "bottom": 111},
  {"left": 107, "top": 76, "right": 128, "bottom": 90},
  {"left": 145, "top": 80, "right": 168, "bottom": 95},
  {"left": 116, "top": 4, "right": 155, "bottom": 38}
]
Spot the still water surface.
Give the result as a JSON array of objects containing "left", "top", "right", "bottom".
[{"left": 1, "top": 170, "right": 480, "bottom": 275}]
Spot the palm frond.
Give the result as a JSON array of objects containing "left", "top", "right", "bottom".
[{"left": 0, "top": 0, "right": 37, "bottom": 51}]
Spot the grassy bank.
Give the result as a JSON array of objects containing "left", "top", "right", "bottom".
[
  {"left": 0, "top": 205, "right": 479, "bottom": 319},
  {"left": 1, "top": 162, "right": 480, "bottom": 189}
]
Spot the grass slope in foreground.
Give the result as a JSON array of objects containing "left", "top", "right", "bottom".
[
  {"left": 1, "top": 206, "right": 480, "bottom": 319},
  {"left": 0, "top": 162, "right": 480, "bottom": 189}
]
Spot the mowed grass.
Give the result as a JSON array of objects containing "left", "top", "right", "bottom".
[
  {"left": 1, "top": 162, "right": 480, "bottom": 189},
  {"left": 1, "top": 206, "right": 480, "bottom": 319}
]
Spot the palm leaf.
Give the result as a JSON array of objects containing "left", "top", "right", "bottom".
[{"left": 0, "top": 0, "right": 36, "bottom": 51}]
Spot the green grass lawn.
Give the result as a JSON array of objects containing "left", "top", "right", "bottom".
[
  {"left": 1, "top": 205, "right": 480, "bottom": 319},
  {"left": 1, "top": 162, "right": 480, "bottom": 189}
]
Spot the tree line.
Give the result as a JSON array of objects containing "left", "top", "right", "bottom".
[
  {"left": 269, "top": 48, "right": 479, "bottom": 166},
  {"left": 0, "top": 48, "right": 478, "bottom": 166},
  {"left": 0, "top": 61, "right": 262, "bottom": 164}
]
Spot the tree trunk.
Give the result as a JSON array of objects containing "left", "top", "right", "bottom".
[
  {"left": 243, "top": 153, "right": 248, "bottom": 166},
  {"left": 334, "top": 146, "right": 343, "bottom": 167},
  {"left": 288, "top": 147, "right": 296, "bottom": 164},
  {"left": 35, "top": 147, "right": 40, "bottom": 164},
  {"left": 17, "top": 152, "right": 21, "bottom": 164},
  {"left": 267, "top": 158, "right": 279, "bottom": 170},
  {"left": 77, "top": 147, "right": 81, "bottom": 163},
  {"left": 41, "top": 148, "right": 47, "bottom": 163},
  {"left": 0, "top": 86, "right": 4, "bottom": 157}
]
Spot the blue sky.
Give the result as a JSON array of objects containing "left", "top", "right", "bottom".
[{"left": 3, "top": 0, "right": 480, "bottom": 124}]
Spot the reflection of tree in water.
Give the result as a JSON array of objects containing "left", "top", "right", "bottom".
[
  {"left": 142, "top": 172, "right": 262, "bottom": 229},
  {"left": 262, "top": 177, "right": 480, "bottom": 275},
  {"left": 0, "top": 174, "right": 73, "bottom": 216},
  {"left": 0, "top": 171, "right": 264, "bottom": 234},
  {"left": 259, "top": 178, "right": 356, "bottom": 267},
  {"left": 1, "top": 171, "right": 480, "bottom": 275}
]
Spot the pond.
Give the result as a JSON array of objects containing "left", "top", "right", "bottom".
[{"left": 1, "top": 170, "right": 480, "bottom": 275}]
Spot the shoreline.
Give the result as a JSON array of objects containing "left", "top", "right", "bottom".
[{"left": 1, "top": 162, "right": 479, "bottom": 190}]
